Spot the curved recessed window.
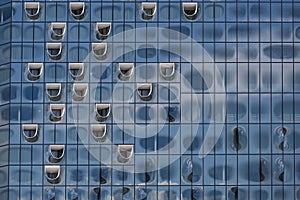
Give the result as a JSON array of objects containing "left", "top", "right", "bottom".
[
  {"left": 96, "top": 22, "right": 111, "bottom": 40},
  {"left": 46, "top": 83, "right": 62, "bottom": 101},
  {"left": 231, "top": 127, "right": 247, "bottom": 152},
  {"left": 141, "top": 2, "right": 157, "bottom": 20},
  {"left": 50, "top": 22, "right": 66, "bottom": 40},
  {"left": 182, "top": 157, "right": 201, "bottom": 183},
  {"left": 118, "top": 63, "right": 134, "bottom": 81},
  {"left": 275, "top": 158, "right": 286, "bottom": 182},
  {"left": 69, "top": 63, "right": 84, "bottom": 80},
  {"left": 49, "top": 145, "right": 65, "bottom": 163},
  {"left": 45, "top": 188, "right": 56, "bottom": 200},
  {"left": 259, "top": 159, "right": 267, "bottom": 182},
  {"left": 117, "top": 145, "right": 134, "bottom": 163},
  {"left": 166, "top": 106, "right": 179, "bottom": 122},
  {"left": 24, "top": 2, "right": 40, "bottom": 20},
  {"left": 49, "top": 104, "right": 65, "bottom": 122},
  {"left": 182, "top": 2, "right": 198, "bottom": 20},
  {"left": 95, "top": 104, "right": 111, "bottom": 121},
  {"left": 137, "top": 83, "right": 152, "bottom": 101},
  {"left": 92, "top": 187, "right": 100, "bottom": 199},
  {"left": 70, "top": 2, "right": 85, "bottom": 20},
  {"left": 68, "top": 188, "right": 78, "bottom": 200},
  {"left": 26, "top": 63, "right": 43, "bottom": 81},
  {"left": 113, "top": 187, "right": 132, "bottom": 199},
  {"left": 137, "top": 158, "right": 156, "bottom": 183},
  {"left": 248, "top": 158, "right": 268, "bottom": 182},
  {"left": 22, "top": 124, "right": 38, "bottom": 142},
  {"left": 228, "top": 187, "right": 247, "bottom": 200},
  {"left": 46, "top": 43, "right": 62, "bottom": 60},
  {"left": 72, "top": 83, "right": 88, "bottom": 101},
  {"left": 274, "top": 126, "right": 289, "bottom": 151},
  {"left": 159, "top": 63, "right": 175, "bottom": 80},
  {"left": 93, "top": 188, "right": 111, "bottom": 199},
  {"left": 45, "top": 166, "right": 61, "bottom": 184},
  {"left": 92, "top": 43, "right": 108, "bottom": 60},
  {"left": 91, "top": 124, "right": 107, "bottom": 142}
]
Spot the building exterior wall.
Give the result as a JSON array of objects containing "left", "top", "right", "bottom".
[{"left": 0, "top": 0, "right": 300, "bottom": 199}]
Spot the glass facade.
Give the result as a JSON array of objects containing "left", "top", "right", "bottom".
[{"left": 1, "top": 0, "right": 300, "bottom": 199}]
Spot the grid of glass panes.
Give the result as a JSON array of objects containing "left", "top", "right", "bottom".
[{"left": 0, "top": 0, "right": 299, "bottom": 199}]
